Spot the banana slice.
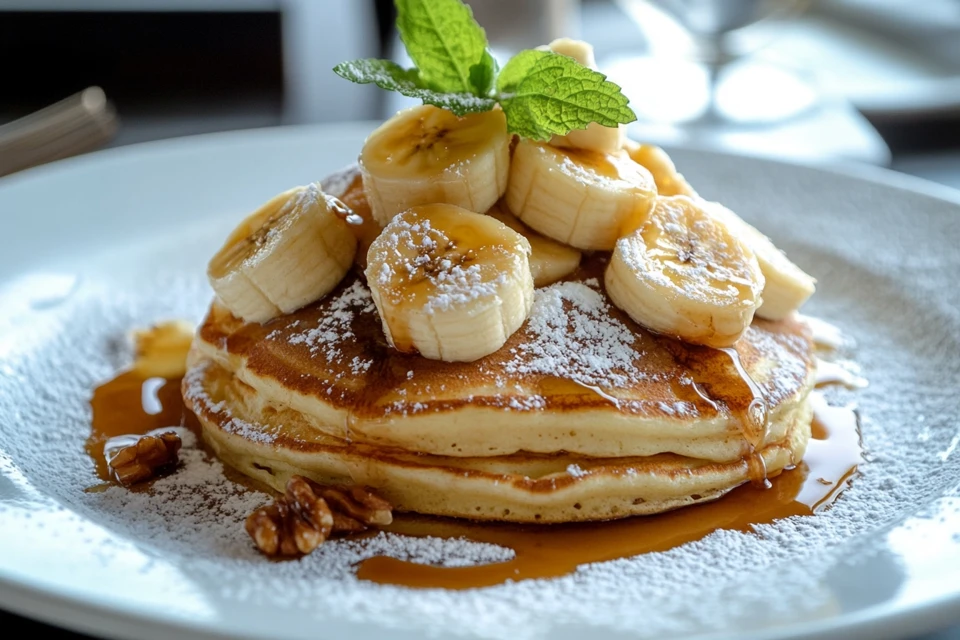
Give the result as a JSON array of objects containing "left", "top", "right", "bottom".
[
  {"left": 705, "top": 201, "right": 816, "bottom": 321},
  {"left": 543, "top": 38, "right": 626, "bottom": 154},
  {"left": 360, "top": 105, "right": 510, "bottom": 226},
  {"left": 505, "top": 139, "right": 657, "bottom": 250},
  {"left": 623, "top": 139, "right": 697, "bottom": 197},
  {"left": 208, "top": 184, "right": 357, "bottom": 324},
  {"left": 486, "top": 204, "right": 581, "bottom": 287},
  {"left": 365, "top": 204, "right": 534, "bottom": 362},
  {"left": 605, "top": 195, "right": 764, "bottom": 347}
]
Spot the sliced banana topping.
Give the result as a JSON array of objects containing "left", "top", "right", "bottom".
[
  {"left": 486, "top": 204, "right": 581, "bottom": 287},
  {"left": 506, "top": 139, "right": 657, "bottom": 251},
  {"left": 543, "top": 38, "right": 626, "bottom": 154},
  {"left": 208, "top": 184, "right": 357, "bottom": 324},
  {"left": 623, "top": 139, "right": 697, "bottom": 197},
  {"left": 705, "top": 201, "right": 816, "bottom": 320},
  {"left": 605, "top": 195, "right": 764, "bottom": 347},
  {"left": 360, "top": 105, "right": 510, "bottom": 226},
  {"left": 365, "top": 204, "right": 534, "bottom": 362}
]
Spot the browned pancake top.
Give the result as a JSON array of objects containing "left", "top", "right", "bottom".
[{"left": 198, "top": 253, "right": 813, "bottom": 425}]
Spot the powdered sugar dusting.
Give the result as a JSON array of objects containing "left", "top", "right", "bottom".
[
  {"left": 614, "top": 198, "right": 760, "bottom": 305},
  {"left": 183, "top": 361, "right": 277, "bottom": 444},
  {"left": 505, "top": 282, "right": 643, "bottom": 388},
  {"left": 285, "top": 280, "right": 375, "bottom": 374},
  {"left": 566, "top": 464, "right": 587, "bottom": 478},
  {"left": 371, "top": 214, "right": 510, "bottom": 313}
]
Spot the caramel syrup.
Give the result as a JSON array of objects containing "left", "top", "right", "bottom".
[
  {"left": 332, "top": 173, "right": 382, "bottom": 271},
  {"left": 658, "top": 337, "right": 772, "bottom": 486},
  {"left": 86, "top": 371, "right": 194, "bottom": 487},
  {"left": 357, "top": 391, "right": 861, "bottom": 590}
]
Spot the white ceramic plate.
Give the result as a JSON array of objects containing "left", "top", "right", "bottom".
[{"left": 0, "top": 123, "right": 959, "bottom": 640}]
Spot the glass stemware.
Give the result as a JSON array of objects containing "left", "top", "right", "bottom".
[{"left": 606, "top": 0, "right": 819, "bottom": 126}]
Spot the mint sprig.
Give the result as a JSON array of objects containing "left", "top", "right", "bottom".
[
  {"left": 333, "top": 58, "right": 496, "bottom": 117},
  {"left": 498, "top": 51, "right": 637, "bottom": 141},
  {"left": 333, "top": 0, "right": 636, "bottom": 140},
  {"left": 395, "top": 0, "right": 490, "bottom": 95}
]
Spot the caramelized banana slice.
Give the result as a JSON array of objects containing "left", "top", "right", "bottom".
[
  {"left": 365, "top": 204, "right": 534, "bottom": 362},
  {"left": 605, "top": 195, "right": 764, "bottom": 347},
  {"left": 360, "top": 105, "right": 510, "bottom": 225}
]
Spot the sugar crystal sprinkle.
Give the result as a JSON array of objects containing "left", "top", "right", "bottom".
[{"left": 505, "top": 282, "right": 643, "bottom": 388}]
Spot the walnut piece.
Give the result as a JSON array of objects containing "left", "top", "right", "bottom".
[
  {"left": 315, "top": 484, "right": 393, "bottom": 528},
  {"left": 105, "top": 430, "right": 182, "bottom": 486},
  {"left": 245, "top": 476, "right": 393, "bottom": 558}
]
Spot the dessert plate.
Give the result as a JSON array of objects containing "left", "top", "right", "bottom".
[{"left": 0, "top": 123, "right": 959, "bottom": 640}]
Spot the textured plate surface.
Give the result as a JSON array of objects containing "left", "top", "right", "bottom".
[{"left": 0, "top": 123, "right": 958, "bottom": 640}]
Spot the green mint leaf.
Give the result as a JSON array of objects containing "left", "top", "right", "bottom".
[
  {"left": 334, "top": 58, "right": 421, "bottom": 91},
  {"left": 498, "top": 51, "right": 637, "bottom": 141},
  {"left": 469, "top": 49, "right": 497, "bottom": 96},
  {"left": 333, "top": 58, "right": 496, "bottom": 116},
  {"left": 395, "top": 0, "right": 488, "bottom": 94},
  {"left": 496, "top": 49, "right": 549, "bottom": 95}
]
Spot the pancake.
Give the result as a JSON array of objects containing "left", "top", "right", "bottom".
[
  {"left": 192, "top": 261, "right": 814, "bottom": 463},
  {"left": 182, "top": 166, "right": 818, "bottom": 523},
  {"left": 183, "top": 357, "right": 811, "bottom": 523}
]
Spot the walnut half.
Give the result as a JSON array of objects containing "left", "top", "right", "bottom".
[
  {"left": 245, "top": 476, "right": 393, "bottom": 558},
  {"left": 105, "top": 430, "right": 182, "bottom": 486}
]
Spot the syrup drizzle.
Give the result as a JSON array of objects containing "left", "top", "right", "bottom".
[
  {"left": 717, "top": 347, "right": 769, "bottom": 450},
  {"left": 357, "top": 390, "right": 862, "bottom": 590},
  {"left": 330, "top": 173, "right": 382, "bottom": 271},
  {"left": 804, "top": 316, "right": 848, "bottom": 351},
  {"left": 658, "top": 337, "right": 772, "bottom": 486},
  {"left": 718, "top": 346, "right": 771, "bottom": 488},
  {"left": 86, "top": 371, "right": 197, "bottom": 489}
]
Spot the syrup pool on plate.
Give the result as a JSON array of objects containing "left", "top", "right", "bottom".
[
  {"left": 357, "top": 391, "right": 862, "bottom": 589},
  {"left": 86, "top": 371, "right": 190, "bottom": 487}
]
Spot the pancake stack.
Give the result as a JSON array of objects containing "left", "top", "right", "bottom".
[
  {"left": 184, "top": 39, "right": 818, "bottom": 523},
  {"left": 184, "top": 178, "right": 817, "bottom": 524}
]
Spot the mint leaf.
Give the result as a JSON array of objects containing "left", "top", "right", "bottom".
[
  {"left": 395, "top": 0, "right": 488, "bottom": 94},
  {"left": 496, "top": 49, "right": 548, "bottom": 95},
  {"left": 469, "top": 49, "right": 497, "bottom": 97},
  {"left": 334, "top": 58, "right": 421, "bottom": 91},
  {"left": 498, "top": 51, "right": 637, "bottom": 141},
  {"left": 333, "top": 58, "right": 496, "bottom": 116}
]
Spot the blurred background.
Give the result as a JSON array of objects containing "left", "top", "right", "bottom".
[
  {"left": 2, "top": 0, "right": 960, "bottom": 187},
  {"left": 2, "top": 0, "right": 960, "bottom": 188}
]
